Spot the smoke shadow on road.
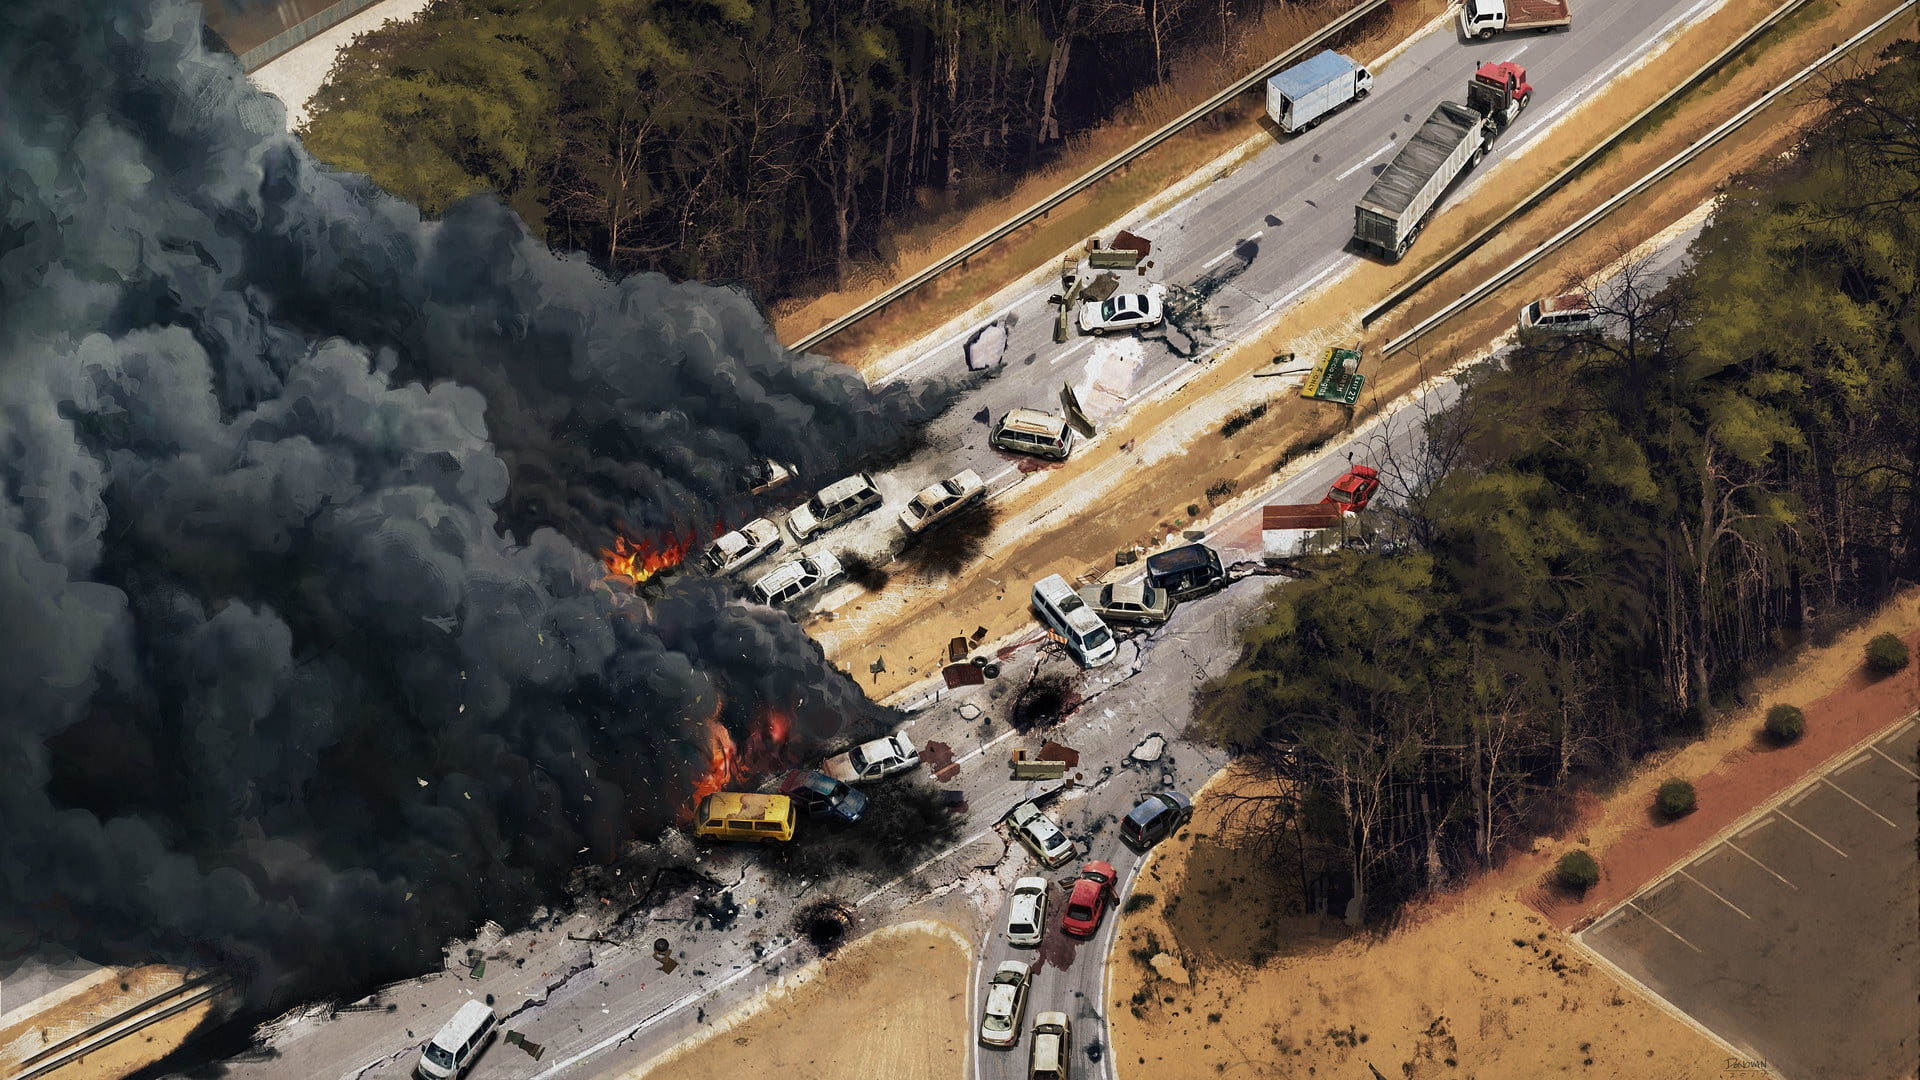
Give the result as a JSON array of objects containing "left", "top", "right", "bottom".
[
  {"left": 761, "top": 779, "right": 963, "bottom": 887},
  {"left": 895, "top": 501, "right": 998, "bottom": 579}
]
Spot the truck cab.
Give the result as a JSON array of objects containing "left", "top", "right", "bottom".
[
  {"left": 1460, "top": 0, "right": 1571, "bottom": 39},
  {"left": 1466, "top": 62, "right": 1531, "bottom": 129}
]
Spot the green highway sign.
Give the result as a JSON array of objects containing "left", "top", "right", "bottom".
[{"left": 1301, "top": 346, "right": 1364, "bottom": 406}]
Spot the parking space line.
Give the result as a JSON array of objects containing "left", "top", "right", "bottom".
[
  {"left": 1677, "top": 868, "right": 1751, "bottom": 920},
  {"left": 1820, "top": 775, "right": 1900, "bottom": 828},
  {"left": 1776, "top": 810, "right": 1849, "bottom": 857},
  {"left": 1868, "top": 743, "right": 1919, "bottom": 779},
  {"left": 1627, "top": 900, "right": 1703, "bottom": 953},
  {"left": 1723, "top": 840, "right": 1796, "bottom": 890}
]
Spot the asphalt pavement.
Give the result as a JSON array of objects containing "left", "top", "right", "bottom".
[{"left": 773, "top": 0, "right": 1729, "bottom": 611}]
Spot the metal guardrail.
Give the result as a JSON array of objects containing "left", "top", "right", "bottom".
[
  {"left": 1381, "top": 0, "right": 1917, "bottom": 355},
  {"left": 12, "top": 975, "right": 232, "bottom": 1080},
  {"left": 237, "top": 0, "right": 386, "bottom": 72},
  {"left": 789, "top": 0, "right": 1393, "bottom": 353},
  {"left": 1360, "top": 0, "right": 1813, "bottom": 328}
]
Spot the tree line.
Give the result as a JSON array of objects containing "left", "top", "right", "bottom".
[
  {"left": 298, "top": 0, "right": 1271, "bottom": 301},
  {"left": 1198, "top": 44, "right": 1920, "bottom": 920}
]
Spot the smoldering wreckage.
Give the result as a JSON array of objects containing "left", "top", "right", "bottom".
[{"left": 0, "top": 0, "right": 989, "bottom": 1054}]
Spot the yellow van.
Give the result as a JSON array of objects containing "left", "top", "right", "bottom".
[{"left": 693, "top": 792, "right": 798, "bottom": 843}]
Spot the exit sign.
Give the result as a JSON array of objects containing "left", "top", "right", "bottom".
[{"left": 1301, "top": 346, "right": 1364, "bottom": 406}]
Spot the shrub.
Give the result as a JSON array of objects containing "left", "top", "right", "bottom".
[
  {"left": 1866, "top": 632, "right": 1910, "bottom": 674},
  {"left": 1764, "top": 704, "right": 1806, "bottom": 743},
  {"left": 1656, "top": 778, "right": 1696, "bottom": 819},
  {"left": 1123, "top": 893, "right": 1156, "bottom": 914},
  {"left": 1556, "top": 850, "right": 1600, "bottom": 891}
]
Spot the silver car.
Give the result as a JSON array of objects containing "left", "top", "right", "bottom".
[
  {"left": 978, "top": 959, "right": 1031, "bottom": 1047},
  {"left": 1075, "top": 580, "right": 1175, "bottom": 626},
  {"left": 1007, "top": 801, "right": 1075, "bottom": 868},
  {"left": 820, "top": 732, "right": 920, "bottom": 784}
]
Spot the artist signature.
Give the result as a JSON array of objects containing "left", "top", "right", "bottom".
[{"left": 1724, "top": 1059, "right": 1769, "bottom": 1073}]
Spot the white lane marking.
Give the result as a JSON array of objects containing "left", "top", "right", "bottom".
[
  {"left": 1821, "top": 775, "right": 1899, "bottom": 829},
  {"left": 1334, "top": 141, "right": 1394, "bottom": 181},
  {"left": 1051, "top": 340, "right": 1094, "bottom": 366},
  {"left": 1202, "top": 248, "right": 1235, "bottom": 270},
  {"left": 1723, "top": 841, "right": 1796, "bottom": 890},
  {"left": 1677, "top": 868, "right": 1750, "bottom": 920},
  {"left": 1776, "top": 810, "right": 1848, "bottom": 857},
  {"left": 969, "top": 928, "right": 986, "bottom": 1080},
  {"left": 983, "top": 465, "right": 1018, "bottom": 487},
  {"left": 1625, "top": 900, "right": 1702, "bottom": 953},
  {"left": 1100, "top": 856, "right": 1151, "bottom": 1080},
  {"left": 1252, "top": 258, "right": 1346, "bottom": 326},
  {"left": 882, "top": 302, "right": 1022, "bottom": 384},
  {"left": 1868, "top": 742, "right": 1919, "bottom": 779},
  {"left": 1510, "top": 0, "right": 1717, "bottom": 145},
  {"left": 1505, "top": 44, "right": 1529, "bottom": 60}
]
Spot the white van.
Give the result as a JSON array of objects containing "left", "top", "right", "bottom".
[
  {"left": 415, "top": 1000, "right": 497, "bottom": 1079},
  {"left": 1519, "top": 293, "right": 1601, "bottom": 334},
  {"left": 1031, "top": 574, "right": 1116, "bottom": 668},
  {"left": 990, "top": 409, "right": 1075, "bottom": 461}
]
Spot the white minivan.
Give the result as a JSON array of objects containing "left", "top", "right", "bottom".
[
  {"left": 1031, "top": 574, "right": 1116, "bottom": 668},
  {"left": 415, "top": 1000, "right": 497, "bottom": 1079},
  {"left": 1519, "top": 293, "right": 1601, "bottom": 334}
]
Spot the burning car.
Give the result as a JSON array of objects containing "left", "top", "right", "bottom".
[
  {"left": 899, "top": 469, "right": 986, "bottom": 534},
  {"left": 820, "top": 732, "right": 920, "bottom": 784},
  {"left": 746, "top": 458, "right": 798, "bottom": 495},
  {"left": 701, "top": 518, "right": 783, "bottom": 575}
]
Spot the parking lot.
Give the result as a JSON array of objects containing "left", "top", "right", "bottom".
[{"left": 1579, "top": 715, "right": 1919, "bottom": 1080}]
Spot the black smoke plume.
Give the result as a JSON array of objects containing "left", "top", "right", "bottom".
[{"left": 0, "top": 0, "right": 960, "bottom": 1017}]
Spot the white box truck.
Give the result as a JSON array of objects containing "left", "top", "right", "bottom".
[{"left": 1265, "top": 50, "right": 1373, "bottom": 134}]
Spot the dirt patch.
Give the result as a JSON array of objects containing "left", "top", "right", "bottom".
[
  {"left": 815, "top": 0, "right": 1909, "bottom": 706},
  {"left": 619, "top": 921, "right": 968, "bottom": 1080},
  {"left": 773, "top": 0, "right": 1455, "bottom": 375},
  {"left": 1108, "top": 778, "right": 1734, "bottom": 1079}
]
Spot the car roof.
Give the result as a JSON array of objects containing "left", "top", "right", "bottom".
[
  {"left": 1001, "top": 409, "right": 1068, "bottom": 436},
  {"left": 805, "top": 550, "right": 843, "bottom": 575},
  {"left": 1107, "top": 581, "right": 1149, "bottom": 606},
  {"left": 816, "top": 473, "right": 874, "bottom": 502},
  {"left": 1147, "top": 543, "right": 1214, "bottom": 573},
  {"left": 1541, "top": 293, "right": 1595, "bottom": 314},
  {"left": 431, "top": 1000, "right": 494, "bottom": 1047},
  {"left": 782, "top": 770, "right": 838, "bottom": 795},
  {"left": 756, "top": 562, "right": 806, "bottom": 590},
  {"left": 1127, "top": 791, "right": 1183, "bottom": 824},
  {"left": 1013, "top": 875, "right": 1048, "bottom": 890}
]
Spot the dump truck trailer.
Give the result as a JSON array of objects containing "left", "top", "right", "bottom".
[
  {"left": 1351, "top": 63, "right": 1530, "bottom": 262},
  {"left": 1460, "top": 0, "right": 1571, "bottom": 38},
  {"left": 1261, "top": 504, "right": 1353, "bottom": 561},
  {"left": 1265, "top": 49, "right": 1373, "bottom": 134}
]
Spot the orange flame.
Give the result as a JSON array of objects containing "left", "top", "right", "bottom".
[
  {"left": 677, "top": 703, "right": 802, "bottom": 824},
  {"left": 686, "top": 719, "right": 739, "bottom": 810},
  {"left": 600, "top": 530, "right": 696, "bottom": 584}
]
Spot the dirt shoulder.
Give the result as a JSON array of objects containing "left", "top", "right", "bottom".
[
  {"left": 815, "top": 0, "right": 1908, "bottom": 704},
  {"left": 1106, "top": 767, "right": 1737, "bottom": 1080},
  {"left": 618, "top": 920, "right": 969, "bottom": 1080},
  {"left": 0, "top": 966, "right": 219, "bottom": 1080},
  {"left": 771, "top": 0, "right": 1455, "bottom": 374}
]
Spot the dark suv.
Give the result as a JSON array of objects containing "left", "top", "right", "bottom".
[
  {"left": 778, "top": 770, "right": 868, "bottom": 823},
  {"left": 1121, "top": 791, "right": 1193, "bottom": 849},
  {"left": 1145, "top": 543, "right": 1225, "bottom": 600}
]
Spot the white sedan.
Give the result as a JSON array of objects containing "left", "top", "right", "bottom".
[
  {"left": 700, "top": 518, "right": 782, "bottom": 575},
  {"left": 1007, "top": 801, "right": 1076, "bottom": 868},
  {"left": 820, "top": 732, "right": 920, "bottom": 784},
  {"left": 1079, "top": 284, "right": 1168, "bottom": 335},
  {"left": 899, "top": 469, "right": 985, "bottom": 534},
  {"left": 978, "top": 959, "right": 1031, "bottom": 1047},
  {"left": 1006, "top": 877, "right": 1049, "bottom": 947}
]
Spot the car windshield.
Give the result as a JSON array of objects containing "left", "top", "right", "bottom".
[
  {"left": 1329, "top": 486, "right": 1356, "bottom": 504},
  {"left": 1100, "top": 297, "right": 1135, "bottom": 321},
  {"left": 1083, "top": 628, "right": 1113, "bottom": 650},
  {"left": 848, "top": 747, "right": 868, "bottom": 772},
  {"left": 985, "top": 1009, "right": 1012, "bottom": 1032},
  {"left": 806, "top": 496, "right": 826, "bottom": 516},
  {"left": 1010, "top": 919, "right": 1035, "bottom": 936},
  {"left": 424, "top": 1044, "right": 456, "bottom": 1068},
  {"left": 1067, "top": 904, "right": 1093, "bottom": 921}
]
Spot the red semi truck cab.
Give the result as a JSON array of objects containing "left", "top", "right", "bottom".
[{"left": 1466, "top": 61, "right": 1532, "bottom": 130}]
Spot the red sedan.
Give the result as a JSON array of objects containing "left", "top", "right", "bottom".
[
  {"left": 1324, "top": 465, "right": 1380, "bottom": 512},
  {"left": 1061, "top": 861, "right": 1116, "bottom": 938}
]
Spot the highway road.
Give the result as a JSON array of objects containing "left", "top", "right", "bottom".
[
  {"left": 760, "top": 0, "right": 1727, "bottom": 614},
  {"left": 214, "top": 2, "right": 1741, "bottom": 1074}
]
